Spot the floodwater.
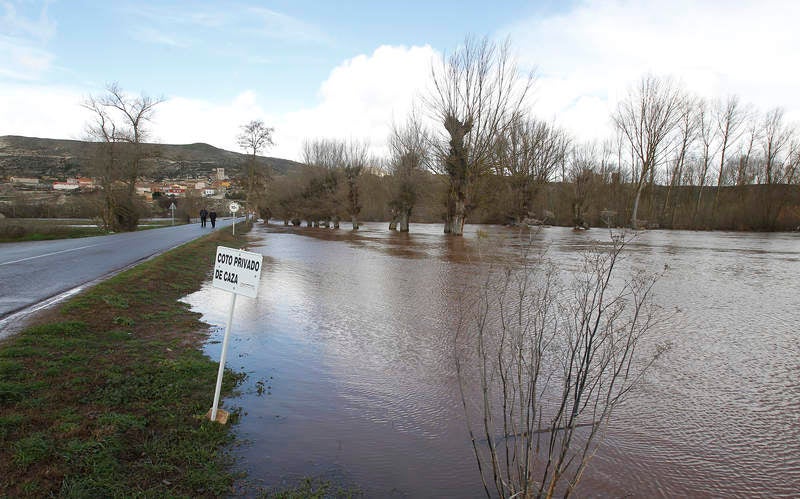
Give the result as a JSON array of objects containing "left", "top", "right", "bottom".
[{"left": 184, "top": 223, "right": 800, "bottom": 498}]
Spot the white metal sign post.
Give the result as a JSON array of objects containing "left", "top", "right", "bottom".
[
  {"left": 169, "top": 202, "right": 176, "bottom": 225},
  {"left": 229, "top": 202, "right": 240, "bottom": 236},
  {"left": 208, "top": 245, "right": 263, "bottom": 424}
]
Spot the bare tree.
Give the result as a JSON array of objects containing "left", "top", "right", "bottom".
[
  {"left": 343, "top": 144, "right": 369, "bottom": 230},
  {"left": 568, "top": 142, "right": 598, "bottom": 229},
  {"left": 612, "top": 75, "right": 684, "bottom": 229},
  {"left": 785, "top": 138, "right": 800, "bottom": 185},
  {"left": 237, "top": 120, "right": 275, "bottom": 219},
  {"left": 711, "top": 95, "right": 747, "bottom": 212},
  {"left": 662, "top": 96, "right": 696, "bottom": 226},
  {"left": 495, "top": 118, "right": 570, "bottom": 225},
  {"left": 83, "top": 83, "right": 162, "bottom": 231},
  {"left": 759, "top": 107, "right": 792, "bottom": 185},
  {"left": 388, "top": 110, "right": 431, "bottom": 232},
  {"left": 755, "top": 108, "right": 796, "bottom": 229},
  {"left": 426, "top": 35, "right": 534, "bottom": 235},
  {"left": 734, "top": 114, "right": 761, "bottom": 186},
  {"left": 454, "top": 234, "right": 668, "bottom": 498},
  {"left": 303, "top": 138, "right": 369, "bottom": 229},
  {"left": 692, "top": 98, "right": 717, "bottom": 225}
]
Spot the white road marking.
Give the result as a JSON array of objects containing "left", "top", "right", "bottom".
[{"left": 0, "top": 243, "right": 102, "bottom": 266}]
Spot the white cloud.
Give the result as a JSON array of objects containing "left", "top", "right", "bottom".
[
  {"left": 6, "top": 1, "right": 798, "bottom": 166},
  {"left": 130, "top": 26, "right": 190, "bottom": 48},
  {"left": 124, "top": 3, "right": 329, "bottom": 47},
  {"left": 504, "top": 0, "right": 800, "bottom": 141},
  {"left": 0, "top": 36, "right": 53, "bottom": 80},
  {"left": 151, "top": 90, "right": 274, "bottom": 151},
  {"left": 0, "top": 44, "right": 438, "bottom": 163},
  {"left": 273, "top": 45, "right": 438, "bottom": 159},
  {"left": 246, "top": 7, "right": 329, "bottom": 44},
  {"left": 0, "top": 82, "right": 90, "bottom": 139},
  {"left": 0, "top": 1, "right": 56, "bottom": 80},
  {"left": 0, "top": 1, "right": 56, "bottom": 42},
  {"left": 146, "top": 45, "right": 438, "bottom": 160}
]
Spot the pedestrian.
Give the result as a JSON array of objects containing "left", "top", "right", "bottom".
[
  {"left": 200, "top": 208, "right": 208, "bottom": 228},
  {"left": 209, "top": 209, "right": 217, "bottom": 228}
]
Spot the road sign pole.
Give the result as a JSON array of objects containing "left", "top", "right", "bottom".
[
  {"left": 210, "top": 291, "right": 237, "bottom": 422},
  {"left": 228, "top": 202, "right": 240, "bottom": 236},
  {"left": 207, "top": 246, "right": 262, "bottom": 423}
]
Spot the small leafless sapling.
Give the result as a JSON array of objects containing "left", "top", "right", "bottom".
[{"left": 454, "top": 232, "right": 669, "bottom": 498}]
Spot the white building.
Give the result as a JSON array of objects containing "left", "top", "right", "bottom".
[
  {"left": 10, "top": 177, "right": 39, "bottom": 185},
  {"left": 53, "top": 178, "right": 80, "bottom": 191}
]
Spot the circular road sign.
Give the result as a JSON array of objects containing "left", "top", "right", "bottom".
[{"left": 229, "top": 202, "right": 240, "bottom": 213}]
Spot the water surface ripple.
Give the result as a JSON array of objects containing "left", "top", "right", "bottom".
[{"left": 185, "top": 224, "right": 800, "bottom": 498}]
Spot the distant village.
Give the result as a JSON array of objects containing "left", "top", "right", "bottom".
[{"left": 3, "top": 168, "right": 232, "bottom": 201}]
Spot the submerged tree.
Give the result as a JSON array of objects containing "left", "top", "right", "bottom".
[
  {"left": 613, "top": 75, "right": 684, "bottom": 229},
  {"left": 302, "top": 138, "right": 369, "bottom": 229},
  {"left": 426, "top": 35, "right": 533, "bottom": 235},
  {"left": 454, "top": 234, "right": 668, "bottom": 498},
  {"left": 567, "top": 142, "right": 599, "bottom": 229},
  {"left": 83, "top": 83, "right": 163, "bottom": 232},
  {"left": 388, "top": 110, "right": 431, "bottom": 232},
  {"left": 494, "top": 118, "right": 570, "bottom": 225}
]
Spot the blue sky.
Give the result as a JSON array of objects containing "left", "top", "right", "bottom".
[{"left": 2, "top": 0, "right": 799, "bottom": 161}]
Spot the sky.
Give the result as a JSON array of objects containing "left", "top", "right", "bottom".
[{"left": 1, "top": 0, "right": 799, "bottom": 162}]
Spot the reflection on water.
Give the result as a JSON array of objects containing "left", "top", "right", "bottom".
[{"left": 184, "top": 223, "right": 800, "bottom": 498}]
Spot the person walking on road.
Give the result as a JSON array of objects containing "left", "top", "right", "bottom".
[
  {"left": 200, "top": 208, "right": 208, "bottom": 227},
  {"left": 209, "top": 210, "right": 217, "bottom": 228}
]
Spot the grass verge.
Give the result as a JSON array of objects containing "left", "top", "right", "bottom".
[
  {"left": 0, "top": 218, "right": 186, "bottom": 242},
  {"left": 0, "top": 222, "right": 252, "bottom": 497}
]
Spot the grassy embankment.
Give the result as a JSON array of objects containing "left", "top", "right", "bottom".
[
  {"left": 0, "top": 223, "right": 251, "bottom": 496},
  {"left": 0, "top": 218, "right": 185, "bottom": 242}
]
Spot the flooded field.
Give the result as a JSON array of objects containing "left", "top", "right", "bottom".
[{"left": 184, "top": 223, "right": 800, "bottom": 497}]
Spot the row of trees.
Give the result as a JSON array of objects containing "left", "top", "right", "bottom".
[
  {"left": 251, "top": 38, "right": 799, "bottom": 233},
  {"left": 613, "top": 75, "right": 799, "bottom": 230}
]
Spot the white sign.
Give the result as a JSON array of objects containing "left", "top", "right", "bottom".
[
  {"left": 229, "top": 202, "right": 240, "bottom": 212},
  {"left": 212, "top": 246, "right": 263, "bottom": 298}
]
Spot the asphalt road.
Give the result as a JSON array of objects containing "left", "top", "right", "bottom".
[{"left": 0, "top": 217, "right": 241, "bottom": 332}]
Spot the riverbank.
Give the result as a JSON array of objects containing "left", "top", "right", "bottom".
[{"left": 0, "top": 224, "right": 251, "bottom": 496}]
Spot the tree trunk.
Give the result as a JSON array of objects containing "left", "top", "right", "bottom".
[
  {"left": 444, "top": 189, "right": 467, "bottom": 235},
  {"left": 451, "top": 198, "right": 466, "bottom": 235},
  {"left": 398, "top": 210, "right": 410, "bottom": 232},
  {"left": 631, "top": 183, "right": 644, "bottom": 230}
]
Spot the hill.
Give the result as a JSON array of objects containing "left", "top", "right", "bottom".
[{"left": 0, "top": 135, "right": 303, "bottom": 180}]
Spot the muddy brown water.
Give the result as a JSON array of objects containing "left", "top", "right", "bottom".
[{"left": 184, "top": 223, "right": 800, "bottom": 498}]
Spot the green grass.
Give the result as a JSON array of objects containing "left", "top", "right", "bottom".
[
  {"left": 263, "top": 477, "right": 362, "bottom": 498},
  {"left": 0, "top": 222, "right": 253, "bottom": 497},
  {"left": 0, "top": 218, "right": 186, "bottom": 242}
]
